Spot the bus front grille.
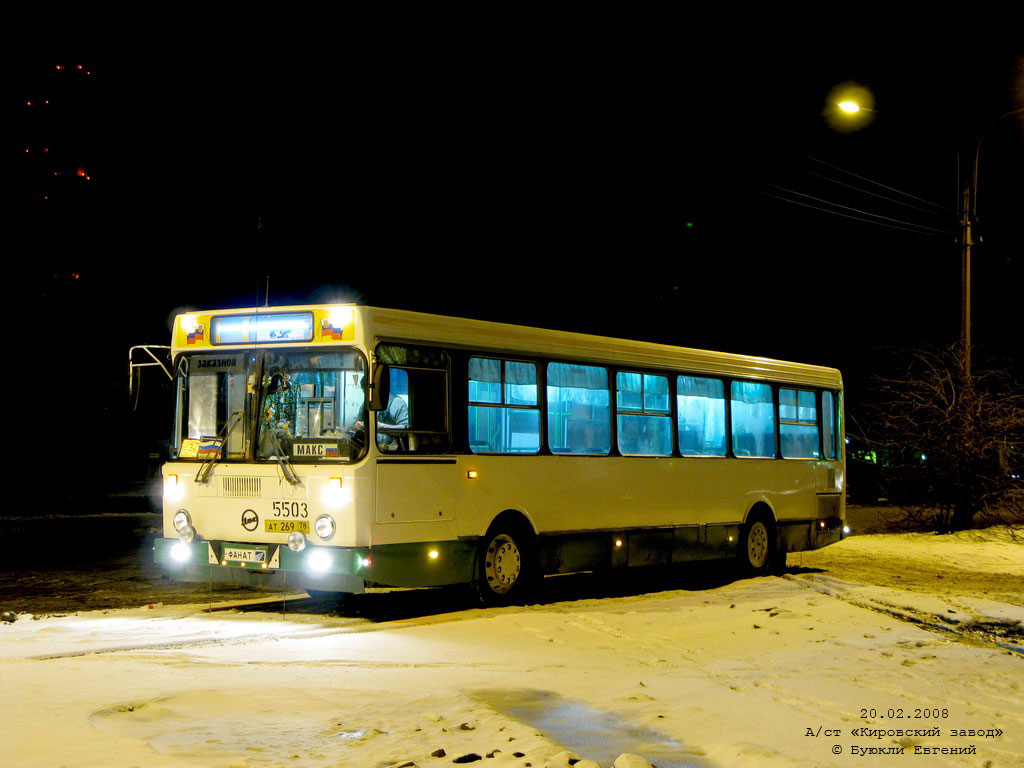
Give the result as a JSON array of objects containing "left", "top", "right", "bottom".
[{"left": 221, "top": 476, "right": 263, "bottom": 498}]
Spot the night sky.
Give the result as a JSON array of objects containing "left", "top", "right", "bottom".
[{"left": 13, "top": 47, "right": 1024, "bottom": 494}]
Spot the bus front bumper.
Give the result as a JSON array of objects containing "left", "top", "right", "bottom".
[
  {"left": 153, "top": 537, "right": 477, "bottom": 592},
  {"left": 153, "top": 537, "right": 368, "bottom": 593}
]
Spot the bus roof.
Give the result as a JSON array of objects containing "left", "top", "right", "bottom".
[{"left": 173, "top": 304, "right": 843, "bottom": 390}]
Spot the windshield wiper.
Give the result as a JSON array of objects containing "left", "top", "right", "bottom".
[
  {"left": 265, "top": 425, "right": 302, "bottom": 486},
  {"left": 195, "top": 410, "right": 244, "bottom": 484}
]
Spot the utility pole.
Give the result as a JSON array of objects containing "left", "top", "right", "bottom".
[
  {"left": 959, "top": 184, "right": 973, "bottom": 380},
  {"left": 961, "top": 106, "right": 1024, "bottom": 382}
]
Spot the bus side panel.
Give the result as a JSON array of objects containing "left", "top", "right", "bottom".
[{"left": 454, "top": 455, "right": 822, "bottom": 537}]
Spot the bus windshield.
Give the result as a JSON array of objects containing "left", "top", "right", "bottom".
[
  {"left": 172, "top": 349, "right": 367, "bottom": 462},
  {"left": 255, "top": 350, "right": 367, "bottom": 462},
  {"left": 173, "top": 352, "right": 257, "bottom": 460}
]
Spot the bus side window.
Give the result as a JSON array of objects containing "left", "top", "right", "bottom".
[
  {"left": 822, "top": 390, "right": 837, "bottom": 460},
  {"left": 779, "top": 388, "right": 819, "bottom": 459},
  {"left": 730, "top": 381, "right": 776, "bottom": 458},
  {"left": 547, "top": 362, "right": 611, "bottom": 455},
  {"left": 376, "top": 366, "right": 449, "bottom": 453},
  {"left": 468, "top": 358, "right": 540, "bottom": 454},
  {"left": 374, "top": 344, "right": 450, "bottom": 454},
  {"left": 677, "top": 375, "right": 727, "bottom": 456}
]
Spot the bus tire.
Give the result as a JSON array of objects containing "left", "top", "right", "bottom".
[
  {"left": 476, "top": 519, "right": 539, "bottom": 605},
  {"left": 739, "top": 513, "right": 775, "bottom": 577}
]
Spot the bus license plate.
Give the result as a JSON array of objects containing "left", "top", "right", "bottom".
[
  {"left": 222, "top": 546, "right": 268, "bottom": 564},
  {"left": 265, "top": 520, "right": 310, "bottom": 534}
]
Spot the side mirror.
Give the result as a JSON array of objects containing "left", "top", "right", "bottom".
[{"left": 369, "top": 364, "right": 390, "bottom": 411}]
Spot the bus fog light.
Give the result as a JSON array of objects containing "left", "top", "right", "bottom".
[
  {"left": 171, "top": 542, "right": 190, "bottom": 562},
  {"left": 308, "top": 550, "right": 331, "bottom": 572},
  {"left": 314, "top": 515, "right": 336, "bottom": 540},
  {"left": 172, "top": 509, "right": 191, "bottom": 533},
  {"left": 287, "top": 532, "right": 307, "bottom": 552},
  {"left": 177, "top": 524, "right": 196, "bottom": 544}
]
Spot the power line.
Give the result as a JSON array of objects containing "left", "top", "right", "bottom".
[
  {"left": 802, "top": 168, "right": 949, "bottom": 219},
  {"left": 761, "top": 189, "right": 954, "bottom": 237},
  {"left": 767, "top": 184, "right": 955, "bottom": 235},
  {"left": 807, "top": 156, "right": 955, "bottom": 213}
]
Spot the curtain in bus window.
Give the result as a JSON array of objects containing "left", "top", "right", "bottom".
[
  {"left": 677, "top": 375, "right": 726, "bottom": 456},
  {"left": 779, "top": 388, "right": 819, "bottom": 459},
  {"left": 468, "top": 358, "right": 502, "bottom": 403},
  {"left": 616, "top": 372, "right": 671, "bottom": 456},
  {"left": 730, "top": 381, "right": 776, "bottom": 458},
  {"left": 547, "top": 363, "right": 610, "bottom": 455},
  {"left": 505, "top": 361, "right": 538, "bottom": 406},
  {"left": 468, "top": 358, "right": 540, "bottom": 454},
  {"left": 822, "top": 391, "right": 837, "bottom": 460}
]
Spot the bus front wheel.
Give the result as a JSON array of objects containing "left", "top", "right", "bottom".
[{"left": 476, "top": 521, "right": 538, "bottom": 605}]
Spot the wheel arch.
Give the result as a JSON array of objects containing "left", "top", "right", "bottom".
[
  {"left": 482, "top": 508, "right": 539, "bottom": 538},
  {"left": 743, "top": 500, "right": 777, "bottom": 528}
]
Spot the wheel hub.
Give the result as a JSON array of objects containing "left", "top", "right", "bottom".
[
  {"left": 485, "top": 533, "right": 521, "bottom": 594},
  {"left": 748, "top": 521, "right": 769, "bottom": 569}
]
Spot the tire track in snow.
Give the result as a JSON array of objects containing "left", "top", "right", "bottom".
[
  {"left": 787, "top": 573, "right": 1024, "bottom": 657},
  {"left": 26, "top": 601, "right": 527, "bottom": 660}
]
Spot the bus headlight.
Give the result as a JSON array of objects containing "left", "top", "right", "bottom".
[
  {"left": 171, "top": 542, "right": 191, "bottom": 562},
  {"left": 322, "top": 476, "right": 350, "bottom": 507},
  {"left": 165, "top": 474, "right": 184, "bottom": 502},
  {"left": 177, "top": 524, "right": 196, "bottom": 544},
  {"left": 307, "top": 549, "right": 331, "bottom": 572},
  {"left": 172, "top": 510, "right": 192, "bottom": 533},
  {"left": 287, "top": 532, "right": 307, "bottom": 552},
  {"left": 314, "top": 515, "right": 336, "bottom": 541}
]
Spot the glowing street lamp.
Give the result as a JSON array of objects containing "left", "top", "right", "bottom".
[{"left": 825, "top": 82, "right": 875, "bottom": 132}]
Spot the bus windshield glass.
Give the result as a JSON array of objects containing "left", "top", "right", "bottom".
[
  {"left": 173, "top": 352, "right": 257, "bottom": 460},
  {"left": 256, "top": 350, "right": 367, "bottom": 462}
]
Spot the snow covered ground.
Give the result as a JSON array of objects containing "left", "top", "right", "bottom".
[{"left": 3, "top": 528, "right": 1023, "bottom": 768}]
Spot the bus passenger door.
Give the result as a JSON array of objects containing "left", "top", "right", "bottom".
[{"left": 375, "top": 459, "right": 456, "bottom": 523}]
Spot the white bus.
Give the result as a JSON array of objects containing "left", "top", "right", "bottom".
[{"left": 147, "top": 304, "right": 845, "bottom": 603}]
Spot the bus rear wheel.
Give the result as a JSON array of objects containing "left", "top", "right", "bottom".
[
  {"left": 739, "top": 516, "right": 775, "bottom": 577},
  {"left": 476, "top": 521, "right": 538, "bottom": 605}
]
